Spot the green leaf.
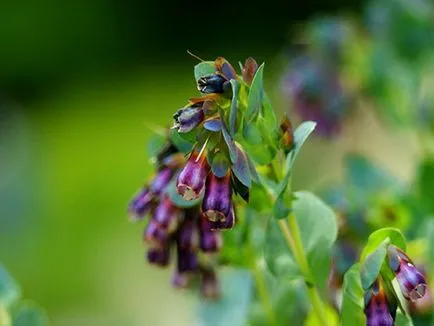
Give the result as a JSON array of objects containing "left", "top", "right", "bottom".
[
  {"left": 147, "top": 133, "right": 166, "bottom": 159},
  {"left": 194, "top": 61, "right": 215, "bottom": 82},
  {"left": 197, "top": 269, "right": 252, "bottom": 326},
  {"left": 360, "top": 228, "right": 406, "bottom": 262},
  {"left": 220, "top": 117, "right": 238, "bottom": 163},
  {"left": 277, "top": 121, "right": 316, "bottom": 196},
  {"left": 11, "top": 302, "right": 49, "bottom": 326},
  {"left": 245, "top": 63, "right": 265, "bottom": 122},
  {"left": 229, "top": 80, "right": 240, "bottom": 136},
  {"left": 360, "top": 239, "right": 388, "bottom": 290},
  {"left": 265, "top": 191, "right": 338, "bottom": 288},
  {"left": 417, "top": 159, "right": 434, "bottom": 213},
  {"left": 170, "top": 129, "right": 194, "bottom": 154},
  {"left": 243, "top": 123, "right": 263, "bottom": 146},
  {"left": 0, "top": 264, "right": 21, "bottom": 308},
  {"left": 341, "top": 264, "right": 365, "bottom": 326},
  {"left": 210, "top": 151, "right": 229, "bottom": 178},
  {"left": 305, "top": 304, "right": 339, "bottom": 326},
  {"left": 345, "top": 154, "right": 403, "bottom": 207}
]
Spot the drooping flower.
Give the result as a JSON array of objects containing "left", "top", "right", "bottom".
[
  {"left": 387, "top": 245, "right": 427, "bottom": 301},
  {"left": 177, "top": 151, "right": 210, "bottom": 200},
  {"left": 173, "top": 103, "right": 206, "bottom": 133},
  {"left": 202, "top": 171, "right": 232, "bottom": 222},
  {"left": 128, "top": 187, "right": 154, "bottom": 221},
  {"left": 364, "top": 278, "right": 396, "bottom": 326}
]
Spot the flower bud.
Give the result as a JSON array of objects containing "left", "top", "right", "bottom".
[
  {"left": 199, "top": 216, "right": 223, "bottom": 253},
  {"left": 150, "top": 168, "right": 174, "bottom": 195},
  {"left": 152, "top": 198, "right": 181, "bottom": 233},
  {"left": 202, "top": 172, "right": 232, "bottom": 222},
  {"left": 144, "top": 219, "right": 168, "bottom": 247},
  {"left": 364, "top": 279, "right": 395, "bottom": 326},
  {"left": 388, "top": 245, "right": 427, "bottom": 301},
  {"left": 198, "top": 74, "right": 227, "bottom": 94},
  {"left": 147, "top": 246, "right": 170, "bottom": 267},
  {"left": 173, "top": 104, "right": 205, "bottom": 133},
  {"left": 176, "top": 246, "right": 198, "bottom": 273},
  {"left": 177, "top": 152, "right": 210, "bottom": 200},
  {"left": 128, "top": 187, "right": 153, "bottom": 220},
  {"left": 242, "top": 57, "right": 258, "bottom": 85},
  {"left": 280, "top": 115, "right": 294, "bottom": 153},
  {"left": 200, "top": 269, "right": 220, "bottom": 299}
]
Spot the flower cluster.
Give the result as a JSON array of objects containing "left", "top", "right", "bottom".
[
  {"left": 129, "top": 141, "right": 221, "bottom": 298},
  {"left": 363, "top": 245, "right": 427, "bottom": 324},
  {"left": 128, "top": 56, "right": 262, "bottom": 297}
]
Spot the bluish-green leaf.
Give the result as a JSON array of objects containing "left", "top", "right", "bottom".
[
  {"left": 245, "top": 63, "right": 265, "bottom": 122},
  {"left": 265, "top": 191, "right": 338, "bottom": 288},
  {"left": 360, "top": 227, "right": 406, "bottom": 262},
  {"left": 360, "top": 239, "right": 388, "bottom": 290},
  {"left": 232, "top": 146, "right": 251, "bottom": 188},
  {"left": 210, "top": 151, "right": 229, "bottom": 178},
  {"left": 170, "top": 129, "right": 195, "bottom": 154},
  {"left": 147, "top": 133, "right": 166, "bottom": 159},
  {"left": 197, "top": 269, "right": 252, "bottom": 326},
  {"left": 194, "top": 61, "right": 216, "bottom": 82},
  {"left": 220, "top": 118, "right": 238, "bottom": 163},
  {"left": 341, "top": 264, "right": 365, "bottom": 326},
  {"left": 229, "top": 80, "right": 240, "bottom": 136},
  {"left": 0, "top": 264, "right": 21, "bottom": 308},
  {"left": 11, "top": 302, "right": 49, "bottom": 326}
]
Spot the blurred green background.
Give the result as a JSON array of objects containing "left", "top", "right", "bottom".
[{"left": 0, "top": 1, "right": 371, "bottom": 325}]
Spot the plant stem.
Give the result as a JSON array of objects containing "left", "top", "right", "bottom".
[
  {"left": 277, "top": 217, "right": 329, "bottom": 326},
  {"left": 246, "top": 245, "right": 277, "bottom": 326}
]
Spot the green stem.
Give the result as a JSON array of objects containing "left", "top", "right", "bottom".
[
  {"left": 0, "top": 304, "right": 11, "bottom": 326},
  {"left": 246, "top": 245, "right": 277, "bottom": 326}
]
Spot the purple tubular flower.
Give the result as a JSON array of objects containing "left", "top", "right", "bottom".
[
  {"left": 364, "top": 279, "right": 395, "bottom": 326},
  {"left": 202, "top": 172, "right": 232, "bottom": 222},
  {"left": 147, "top": 246, "right": 170, "bottom": 267},
  {"left": 176, "top": 246, "right": 198, "bottom": 273},
  {"left": 388, "top": 245, "right": 427, "bottom": 301},
  {"left": 144, "top": 220, "right": 168, "bottom": 247},
  {"left": 128, "top": 187, "right": 154, "bottom": 220},
  {"left": 209, "top": 206, "right": 235, "bottom": 230},
  {"left": 152, "top": 198, "right": 181, "bottom": 233},
  {"left": 201, "top": 269, "right": 220, "bottom": 299},
  {"left": 173, "top": 104, "right": 205, "bottom": 133},
  {"left": 177, "top": 151, "right": 210, "bottom": 200},
  {"left": 150, "top": 168, "right": 173, "bottom": 195},
  {"left": 177, "top": 218, "right": 199, "bottom": 251},
  {"left": 199, "top": 216, "right": 222, "bottom": 253}
]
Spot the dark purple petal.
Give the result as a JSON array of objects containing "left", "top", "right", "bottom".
[
  {"left": 198, "top": 74, "right": 226, "bottom": 94},
  {"left": 128, "top": 187, "right": 154, "bottom": 220},
  {"left": 202, "top": 172, "right": 232, "bottom": 222},
  {"left": 177, "top": 152, "right": 210, "bottom": 200},
  {"left": 144, "top": 220, "right": 168, "bottom": 247},
  {"left": 147, "top": 246, "right": 170, "bottom": 267},
  {"left": 364, "top": 280, "right": 395, "bottom": 326},
  {"left": 178, "top": 219, "right": 199, "bottom": 251},
  {"left": 173, "top": 105, "right": 205, "bottom": 133},
  {"left": 150, "top": 168, "right": 174, "bottom": 195},
  {"left": 153, "top": 198, "right": 181, "bottom": 232},
  {"left": 200, "top": 269, "right": 220, "bottom": 299},
  {"left": 199, "top": 217, "right": 222, "bottom": 253},
  {"left": 176, "top": 246, "right": 198, "bottom": 273}
]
